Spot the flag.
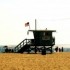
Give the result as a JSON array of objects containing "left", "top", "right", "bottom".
[
  {"left": 25, "top": 22, "right": 29, "bottom": 27},
  {"left": 25, "top": 22, "right": 30, "bottom": 35}
]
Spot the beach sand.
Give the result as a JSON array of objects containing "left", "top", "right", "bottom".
[{"left": 0, "top": 52, "right": 70, "bottom": 70}]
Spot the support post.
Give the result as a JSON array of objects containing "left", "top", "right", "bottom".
[
  {"left": 51, "top": 46, "right": 53, "bottom": 54},
  {"left": 35, "top": 46, "right": 37, "bottom": 54}
]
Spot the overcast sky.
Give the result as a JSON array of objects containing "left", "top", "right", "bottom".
[{"left": 0, "top": 0, "right": 70, "bottom": 46}]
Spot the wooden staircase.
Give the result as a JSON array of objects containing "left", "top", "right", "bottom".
[{"left": 13, "top": 39, "right": 31, "bottom": 53}]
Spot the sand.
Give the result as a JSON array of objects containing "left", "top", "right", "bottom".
[{"left": 0, "top": 52, "right": 70, "bottom": 70}]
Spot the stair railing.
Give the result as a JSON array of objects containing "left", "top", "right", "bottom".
[{"left": 14, "top": 39, "right": 31, "bottom": 52}]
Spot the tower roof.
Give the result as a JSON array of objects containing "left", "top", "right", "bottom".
[{"left": 29, "top": 30, "right": 56, "bottom": 32}]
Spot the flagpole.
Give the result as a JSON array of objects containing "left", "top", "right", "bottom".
[
  {"left": 28, "top": 22, "right": 30, "bottom": 35},
  {"left": 35, "top": 19, "right": 37, "bottom": 30},
  {"left": 29, "top": 24, "right": 30, "bottom": 30}
]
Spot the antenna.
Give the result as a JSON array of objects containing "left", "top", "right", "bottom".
[{"left": 35, "top": 19, "right": 37, "bottom": 30}]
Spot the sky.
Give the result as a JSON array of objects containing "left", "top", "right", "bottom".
[{"left": 0, "top": 0, "right": 70, "bottom": 46}]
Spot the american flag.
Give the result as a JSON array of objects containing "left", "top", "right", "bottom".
[{"left": 25, "top": 22, "right": 29, "bottom": 27}]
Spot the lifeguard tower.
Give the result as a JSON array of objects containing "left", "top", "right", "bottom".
[{"left": 13, "top": 29, "right": 56, "bottom": 54}]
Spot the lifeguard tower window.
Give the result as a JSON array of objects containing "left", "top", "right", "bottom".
[{"left": 42, "top": 32, "right": 51, "bottom": 40}]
